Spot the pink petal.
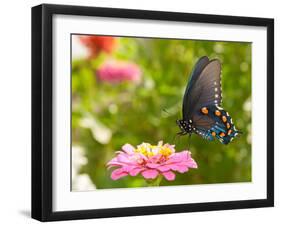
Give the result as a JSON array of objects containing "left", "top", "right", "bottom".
[
  {"left": 168, "top": 151, "right": 188, "bottom": 163},
  {"left": 116, "top": 153, "right": 136, "bottom": 164},
  {"left": 187, "top": 159, "right": 198, "bottom": 168},
  {"left": 162, "top": 171, "right": 175, "bottom": 181},
  {"left": 157, "top": 165, "right": 171, "bottom": 172},
  {"left": 136, "top": 152, "right": 148, "bottom": 161},
  {"left": 107, "top": 155, "right": 128, "bottom": 166},
  {"left": 122, "top": 143, "right": 135, "bottom": 154},
  {"left": 111, "top": 168, "right": 128, "bottom": 180},
  {"left": 129, "top": 167, "right": 143, "bottom": 176},
  {"left": 176, "top": 165, "right": 189, "bottom": 173},
  {"left": 148, "top": 154, "right": 162, "bottom": 163},
  {"left": 107, "top": 157, "right": 118, "bottom": 165},
  {"left": 122, "top": 165, "right": 139, "bottom": 172},
  {"left": 107, "top": 163, "right": 121, "bottom": 169},
  {"left": 166, "top": 151, "right": 194, "bottom": 165},
  {"left": 186, "top": 151, "right": 192, "bottom": 158},
  {"left": 146, "top": 163, "right": 160, "bottom": 169},
  {"left": 141, "top": 169, "right": 159, "bottom": 179}
]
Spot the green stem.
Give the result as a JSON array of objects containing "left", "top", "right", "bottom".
[{"left": 145, "top": 175, "right": 163, "bottom": 187}]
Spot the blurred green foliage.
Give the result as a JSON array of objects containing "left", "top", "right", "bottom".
[{"left": 72, "top": 36, "right": 251, "bottom": 189}]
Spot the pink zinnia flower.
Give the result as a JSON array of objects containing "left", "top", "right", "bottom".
[
  {"left": 96, "top": 61, "right": 141, "bottom": 83},
  {"left": 79, "top": 35, "right": 117, "bottom": 57},
  {"left": 107, "top": 141, "right": 197, "bottom": 181}
]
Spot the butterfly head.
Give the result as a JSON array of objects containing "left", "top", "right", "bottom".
[{"left": 176, "top": 119, "right": 193, "bottom": 134}]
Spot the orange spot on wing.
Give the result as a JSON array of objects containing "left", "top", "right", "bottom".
[
  {"left": 211, "top": 131, "right": 216, "bottom": 137},
  {"left": 228, "top": 130, "right": 232, "bottom": 135},
  {"left": 226, "top": 123, "right": 231, "bottom": 129},
  {"left": 215, "top": 110, "right": 221, "bottom": 116},
  {"left": 222, "top": 116, "right": 227, "bottom": 123},
  {"left": 201, "top": 107, "right": 208, "bottom": 115},
  {"left": 219, "top": 132, "right": 226, "bottom": 137}
]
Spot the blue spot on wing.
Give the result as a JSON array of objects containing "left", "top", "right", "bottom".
[
  {"left": 195, "top": 129, "right": 214, "bottom": 141},
  {"left": 194, "top": 105, "right": 239, "bottom": 144}
]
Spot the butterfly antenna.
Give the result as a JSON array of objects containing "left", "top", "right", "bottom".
[{"left": 162, "top": 108, "right": 171, "bottom": 117}]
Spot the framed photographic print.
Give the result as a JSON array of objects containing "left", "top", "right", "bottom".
[{"left": 31, "top": 4, "right": 274, "bottom": 221}]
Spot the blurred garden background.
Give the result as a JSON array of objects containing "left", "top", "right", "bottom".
[{"left": 71, "top": 34, "right": 251, "bottom": 191}]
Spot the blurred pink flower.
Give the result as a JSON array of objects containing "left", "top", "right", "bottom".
[
  {"left": 79, "top": 35, "right": 117, "bottom": 57},
  {"left": 107, "top": 141, "right": 197, "bottom": 181},
  {"left": 96, "top": 61, "right": 141, "bottom": 83}
]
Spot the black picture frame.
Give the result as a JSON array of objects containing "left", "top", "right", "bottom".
[{"left": 32, "top": 3, "right": 274, "bottom": 222}]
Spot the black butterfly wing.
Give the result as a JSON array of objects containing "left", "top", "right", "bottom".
[
  {"left": 183, "top": 58, "right": 222, "bottom": 121},
  {"left": 192, "top": 113, "right": 215, "bottom": 130},
  {"left": 182, "top": 57, "right": 239, "bottom": 144},
  {"left": 182, "top": 56, "right": 210, "bottom": 120},
  {"left": 191, "top": 60, "right": 222, "bottom": 110}
]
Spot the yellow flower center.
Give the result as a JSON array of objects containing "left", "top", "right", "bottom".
[
  {"left": 134, "top": 143, "right": 173, "bottom": 158},
  {"left": 159, "top": 147, "right": 172, "bottom": 157},
  {"left": 135, "top": 146, "right": 148, "bottom": 156}
]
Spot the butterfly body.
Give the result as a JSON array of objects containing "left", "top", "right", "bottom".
[{"left": 177, "top": 56, "right": 239, "bottom": 145}]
